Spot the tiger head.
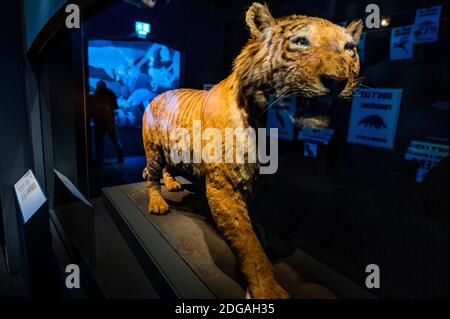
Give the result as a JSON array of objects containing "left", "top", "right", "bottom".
[{"left": 235, "top": 3, "right": 364, "bottom": 102}]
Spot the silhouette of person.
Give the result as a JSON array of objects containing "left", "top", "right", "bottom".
[{"left": 91, "top": 80, "right": 124, "bottom": 166}]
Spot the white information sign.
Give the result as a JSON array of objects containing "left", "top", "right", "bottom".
[{"left": 14, "top": 170, "right": 47, "bottom": 224}]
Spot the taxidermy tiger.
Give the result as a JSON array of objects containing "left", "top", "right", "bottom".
[{"left": 142, "top": 3, "right": 363, "bottom": 298}]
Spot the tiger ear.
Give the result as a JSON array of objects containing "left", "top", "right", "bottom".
[
  {"left": 246, "top": 3, "right": 275, "bottom": 38},
  {"left": 346, "top": 19, "right": 364, "bottom": 43}
]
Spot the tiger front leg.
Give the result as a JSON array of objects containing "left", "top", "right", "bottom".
[
  {"left": 205, "top": 175, "right": 289, "bottom": 299},
  {"left": 146, "top": 179, "right": 169, "bottom": 215}
]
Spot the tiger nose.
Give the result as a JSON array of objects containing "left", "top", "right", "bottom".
[{"left": 321, "top": 75, "right": 347, "bottom": 95}]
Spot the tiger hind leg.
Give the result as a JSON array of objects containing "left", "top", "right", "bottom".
[
  {"left": 143, "top": 156, "right": 169, "bottom": 215},
  {"left": 163, "top": 166, "right": 182, "bottom": 192}
]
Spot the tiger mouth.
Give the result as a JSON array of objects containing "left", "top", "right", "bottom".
[{"left": 290, "top": 96, "right": 333, "bottom": 130}]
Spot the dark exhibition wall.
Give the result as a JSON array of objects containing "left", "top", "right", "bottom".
[
  {"left": 0, "top": 0, "right": 448, "bottom": 299},
  {"left": 37, "top": 28, "right": 89, "bottom": 198},
  {"left": 84, "top": 0, "right": 449, "bottom": 186},
  {"left": 0, "top": 0, "right": 35, "bottom": 273},
  {"left": 18, "top": 0, "right": 449, "bottom": 189},
  {"left": 22, "top": 0, "right": 67, "bottom": 50}
]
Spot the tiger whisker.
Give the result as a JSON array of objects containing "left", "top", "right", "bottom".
[{"left": 258, "top": 89, "right": 292, "bottom": 116}]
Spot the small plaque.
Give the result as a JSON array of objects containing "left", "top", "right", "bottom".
[
  {"left": 299, "top": 127, "right": 335, "bottom": 145},
  {"left": 14, "top": 170, "right": 46, "bottom": 223},
  {"left": 404, "top": 140, "right": 449, "bottom": 183}
]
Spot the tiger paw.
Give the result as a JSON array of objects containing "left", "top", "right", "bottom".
[
  {"left": 165, "top": 179, "right": 182, "bottom": 192},
  {"left": 249, "top": 277, "right": 290, "bottom": 299},
  {"left": 148, "top": 196, "right": 170, "bottom": 215}
]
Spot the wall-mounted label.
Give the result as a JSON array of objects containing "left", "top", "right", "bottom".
[
  {"left": 347, "top": 88, "right": 403, "bottom": 149},
  {"left": 391, "top": 25, "right": 414, "bottom": 60},
  {"left": 414, "top": 6, "right": 442, "bottom": 43},
  {"left": 14, "top": 170, "right": 47, "bottom": 224},
  {"left": 299, "top": 127, "right": 335, "bottom": 159},
  {"left": 266, "top": 96, "right": 296, "bottom": 140},
  {"left": 298, "top": 127, "right": 335, "bottom": 145},
  {"left": 405, "top": 140, "right": 448, "bottom": 161},
  {"left": 304, "top": 143, "right": 318, "bottom": 158},
  {"left": 432, "top": 101, "right": 449, "bottom": 110},
  {"left": 404, "top": 140, "right": 449, "bottom": 182}
]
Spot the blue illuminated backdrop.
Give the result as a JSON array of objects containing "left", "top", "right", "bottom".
[{"left": 88, "top": 39, "right": 181, "bottom": 127}]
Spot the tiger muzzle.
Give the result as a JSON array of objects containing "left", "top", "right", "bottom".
[{"left": 320, "top": 75, "right": 348, "bottom": 97}]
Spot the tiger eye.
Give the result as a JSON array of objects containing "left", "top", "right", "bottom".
[
  {"left": 292, "top": 37, "right": 310, "bottom": 46},
  {"left": 344, "top": 42, "right": 356, "bottom": 51}
]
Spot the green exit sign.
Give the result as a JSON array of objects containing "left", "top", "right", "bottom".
[{"left": 135, "top": 21, "right": 151, "bottom": 38}]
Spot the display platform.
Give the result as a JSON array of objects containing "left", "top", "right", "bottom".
[{"left": 103, "top": 181, "right": 365, "bottom": 299}]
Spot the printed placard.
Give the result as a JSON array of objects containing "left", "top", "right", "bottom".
[
  {"left": 414, "top": 6, "right": 442, "bottom": 43},
  {"left": 347, "top": 88, "right": 403, "bottom": 149},
  {"left": 298, "top": 127, "right": 335, "bottom": 145},
  {"left": 266, "top": 96, "right": 297, "bottom": 140},
  {"left": 391, "top": 26, "right": 414, "bottom": 60},
  {"left": 404, "top": 140, "right": 448, "bottom": 182},
  {"left": 14, "top": 170, "right": 47, "bottom": 224},
  {"left": 404, "top": 140, "right": 448, "bottom": 161},
  {"left": 432, "top": 100, "right": 449, "bottom": 110}
]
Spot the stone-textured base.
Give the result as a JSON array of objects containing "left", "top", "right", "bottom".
[{"left": 124, "top": 182, "right": 336, "bottom": 299}]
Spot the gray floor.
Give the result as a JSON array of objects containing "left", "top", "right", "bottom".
[{"left": 0, "top": 245, "right": 24, "bottom": 298}]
